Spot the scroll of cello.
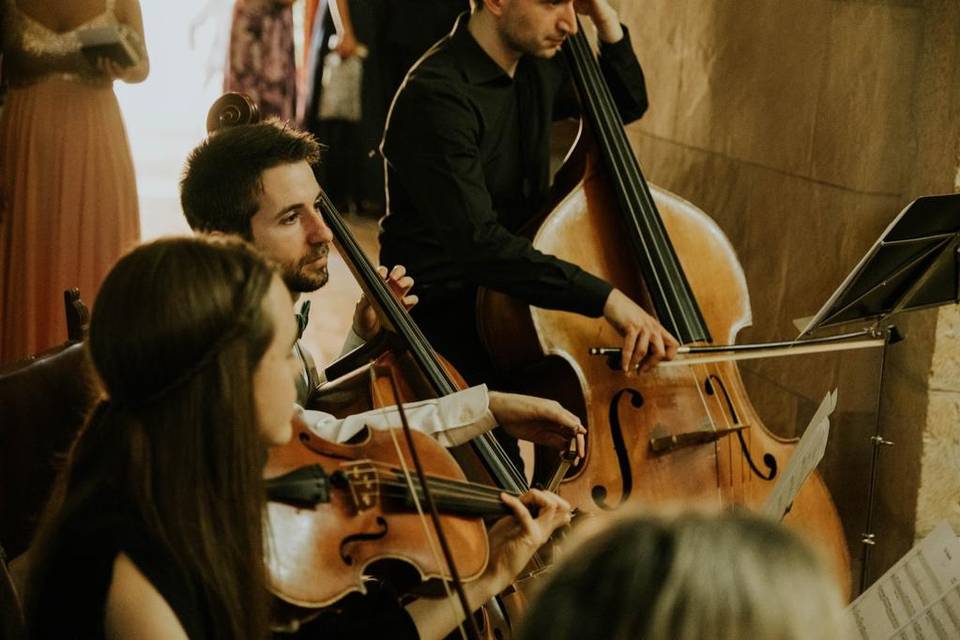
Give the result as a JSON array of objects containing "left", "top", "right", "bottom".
[{"left": 477, "top": 25, "right": 851, "bottom": 596}]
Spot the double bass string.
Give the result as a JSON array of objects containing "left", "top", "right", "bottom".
[
  {"left": 565, "top": 28, "right": 684, "bottom": 337},
  {"left": 567, "top": 24, "right": 732, "bottom": 498}
]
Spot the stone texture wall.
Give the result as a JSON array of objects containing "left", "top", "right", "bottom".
[{"left": 611, "top": 0, "right": 960, "bottom": 586}]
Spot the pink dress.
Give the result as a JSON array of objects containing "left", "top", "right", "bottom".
[{"left": 0, "top": 0, "right": 140, "bottom": 364}]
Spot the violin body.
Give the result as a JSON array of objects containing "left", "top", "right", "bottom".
[
  {"left": 264, "top": 418, "right": 490, "bottom": 608},
  {"left": 478, "top": 125, "right": 851, "bottom": 595}
]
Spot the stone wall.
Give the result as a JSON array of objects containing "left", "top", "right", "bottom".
[{"left": 611, "top": 0, "right": 960, "bottom": 586}]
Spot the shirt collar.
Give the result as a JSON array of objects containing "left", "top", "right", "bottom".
[{"left": 448, "top": 12, "right": 513, "bottom": 86}]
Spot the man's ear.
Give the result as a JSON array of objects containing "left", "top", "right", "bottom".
[{"left": 483, "top": 0, "right": 506, "bottom": 18}]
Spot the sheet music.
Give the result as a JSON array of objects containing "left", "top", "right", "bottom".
[
  {"left": 759, "top": 389, "right": 837, "bottom": 520},
  {"left": 849, "top": 521, "right": 960, "bottom": 640}
]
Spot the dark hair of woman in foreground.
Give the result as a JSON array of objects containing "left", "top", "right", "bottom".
[{"left": 25, "top": 236, "right": 293, "bottom": 639}]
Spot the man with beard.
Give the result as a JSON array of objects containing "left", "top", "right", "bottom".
[
  {"left": 379, "top": 0, "right": 679, "bottom": 464},
  {"left": 179, "top": 119, "right": 585, "bottom": 458}
]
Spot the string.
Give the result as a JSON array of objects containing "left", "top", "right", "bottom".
[{"left": 374, "top": 368, "right": 479, "bottom": 640}]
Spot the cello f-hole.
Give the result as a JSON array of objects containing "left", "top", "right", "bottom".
[{"left": 591, "top": 388, "right": 644, "bottom": 510}]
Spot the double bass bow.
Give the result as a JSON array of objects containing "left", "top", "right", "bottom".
[{"left": 477, "top": 22, "right": 851, "bottom": 594}]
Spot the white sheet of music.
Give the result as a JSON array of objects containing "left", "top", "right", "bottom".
[
  {"left": 849, "top": 521, "right": 960, "bottom": 640},
  {"left": 759, "top": 389, "right": 837, "bottom": 520}
]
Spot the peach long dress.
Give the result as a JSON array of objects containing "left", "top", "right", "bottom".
[{"left": 0, "top": 0, "right": 140, "bottom": 364}]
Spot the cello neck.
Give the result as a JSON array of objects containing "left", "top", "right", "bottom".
[
  {"left": 317, "top": 194, "right": 530, "bottom": 495},
  {"left": 563, "top": 26, "right": 711, "bottom": 345}
]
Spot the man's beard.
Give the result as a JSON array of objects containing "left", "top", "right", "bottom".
[{"left": 281, "top": 245, "right": 329, "bottom": 293}]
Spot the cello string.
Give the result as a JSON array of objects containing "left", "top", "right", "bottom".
[{"left": 318, "top": 190, "right": 529, "bottom": 494}]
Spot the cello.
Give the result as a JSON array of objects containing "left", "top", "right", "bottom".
[{"left": 477, "top": 22, "right": 851, "bottom": 594}]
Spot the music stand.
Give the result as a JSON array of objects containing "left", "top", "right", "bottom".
[
  {"left": 799, "top": 193, "right": 960, "bottom": 338},
  {"left": 796, "top": 193, "right": 960, "bottom": 595}
]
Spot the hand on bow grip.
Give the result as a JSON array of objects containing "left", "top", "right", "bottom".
[
  {"left": 353, "top": 264, "right": 419, "bottom": 341},
  {"left": 489, "top": 392, "right": 586, "bottom": 464},
  {"left": 603, "top": 288, "right": 679, "bottom": 374}
]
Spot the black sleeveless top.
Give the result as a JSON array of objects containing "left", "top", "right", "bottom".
[{"left": 27, "top": 508, "right": 209, "bottom": 639}]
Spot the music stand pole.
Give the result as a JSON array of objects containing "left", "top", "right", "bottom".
[{"left": 857, "top": 324, "right": 902, "bottom": 594}]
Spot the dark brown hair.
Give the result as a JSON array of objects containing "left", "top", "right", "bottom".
[
  {"left": 27, "top": 237, "right": 278, "bottom": 638},
  {"left": 179, "top": 120, "right": 322, "bottom": 237}
]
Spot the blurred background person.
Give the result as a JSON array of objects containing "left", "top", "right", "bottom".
[
  {"left": 519, "top": 509, "right": 853, "bottom": 640},
  {"left": 0, "top": 0, "right": 148, "bottom": 364},
  {"left": 224, "top": 0, "right": 297, "bottom": 121},
  {"left": 302, "top": 0, "right": 384, "bottom": 216}
]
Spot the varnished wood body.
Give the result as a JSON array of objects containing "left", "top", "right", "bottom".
[
  {"left": 478, "top": 127, "right": 851, "bottom": 596},
  {"left": 264, "top": 417, "right": 490, "bottom": 608}
]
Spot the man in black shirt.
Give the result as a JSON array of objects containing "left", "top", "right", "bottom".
[{"left": 381, "top": 0, "right": 677, "bottom": 391}]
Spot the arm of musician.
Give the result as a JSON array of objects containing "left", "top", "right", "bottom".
[
  {"left": 489, "top": 391, "right": 586, "bottom": 461},
  {"left": 299, "top": 385, "right": 496, "bottom": 447},
  {"left": 104, "top": 554, "right": 188, "bottom": 640},
  {"left": 349, "top": 265, "right": 418, "bottom": 343},
  {"left": 405, "top": 490, "right": 572, "bottom": 640},
  {"left": 603, "top": 288, "right": 679, "bottom": 374}
]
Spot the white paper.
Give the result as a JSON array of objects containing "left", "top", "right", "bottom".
[
  {"left": 849, "top": 521, "right": 960, "bottom": 640},
  {"left": 759, "top": 389, "right": 837, "bottom": 520}
]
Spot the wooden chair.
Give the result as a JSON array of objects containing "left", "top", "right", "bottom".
[{"left": 0, "top": 290, "right": 97, "bottom": 559}]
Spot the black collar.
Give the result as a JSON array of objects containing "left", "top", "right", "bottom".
[{"left": 447, "top": 12, "right": 513, "bottom": 86}]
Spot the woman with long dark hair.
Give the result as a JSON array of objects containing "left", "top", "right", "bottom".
[{"left": 23, "top": 236, "right": 570, "bottom": 639}]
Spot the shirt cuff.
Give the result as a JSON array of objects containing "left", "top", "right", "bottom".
[
  {"left": 568, "top": 269, "right": 614, "bottom": 317},
  {"left": 338, "top": 326, "right": 367, "bottom": 357},
  {"left": 301, "top": 384, "right": 497, "bottom": 448},
  {"left": 598, "top": 24, "right": 635, "bottom": 64}
]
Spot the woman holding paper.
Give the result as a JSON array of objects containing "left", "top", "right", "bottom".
[{"left": 0, "top": 0, "right": 148, "bottom": 364}]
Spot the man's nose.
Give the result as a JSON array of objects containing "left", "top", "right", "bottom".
[
  {"left": 306, "top": 208, "right": 334, "bottom": 243},
  {"left": 559, "top": 3, "right": 577, "bottom": 35}
]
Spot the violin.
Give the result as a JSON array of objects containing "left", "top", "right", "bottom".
[
  {"left": 477, "top": 24, "right": 851, "bottom": 595},
  {"left": 264, "top": 379, "right": 516, "bottom": 609}
]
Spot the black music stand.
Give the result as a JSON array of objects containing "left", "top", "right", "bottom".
[
  {"left": 797, "top": 193, "right": 960, "bottom": 594},
  {"left": 799, "top": 193, "right": 960, "bottom": 337}
]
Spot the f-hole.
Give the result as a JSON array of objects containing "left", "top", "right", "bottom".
[
  {"left": 340, "top": 516, "right": 389, "bottom": 565},
  {"left": 591, "top": 388, "right": 644, "bottom": 510},
  {"left": 705, "top": 374, "right": 777, "bottom": 481}
]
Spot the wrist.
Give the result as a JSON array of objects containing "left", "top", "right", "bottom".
[{"left": 592, "top": 8, "right": 623, "bottom": 42}]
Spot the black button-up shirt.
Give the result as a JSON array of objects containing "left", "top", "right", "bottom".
[{"left": 380, "top": 15, "right": 649, "bottom": 317}]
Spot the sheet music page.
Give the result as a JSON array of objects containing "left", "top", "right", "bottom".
[
  {"left": 759, "top": 389, "right": 837, "bottom": 520},
  {"left": 849, "top": 521, "right": 960, "bottom": 640}
]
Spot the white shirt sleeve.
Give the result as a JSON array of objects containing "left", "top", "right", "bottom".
[
  {"left": 300, "top": 384, "right": 497, "bottom": 448},
  {"left": 338, "top": 327, "right": 367, "bottom": 357}
]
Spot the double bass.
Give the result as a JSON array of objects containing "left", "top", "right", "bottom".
[{"left": 477, "top": 23, "right": 851, "bottom": 594}]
